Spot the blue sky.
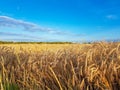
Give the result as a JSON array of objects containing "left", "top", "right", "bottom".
[{"left": 0, "top": 0, "right": 120, "bottom": 42}]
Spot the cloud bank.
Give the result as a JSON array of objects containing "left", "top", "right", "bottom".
[
  {"left": 0, "top": 16, "right": 84, "bottom": 36},
  {"left": 0, "top": 31, "right": 43, "bottom": 40},
  {"left": 0, "top": 16, "right": 85, "bottom": 41},
  {"left": 0, "top": 16, "right": 54, "bottom": 32}
]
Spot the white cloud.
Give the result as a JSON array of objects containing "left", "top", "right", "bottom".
[
  {"left": 106, "top": 15, "right": 118, "bottom": 20},
  {"left": 0, "top": 16, "right": 55, "bottom": 32},
  {"left": 0, "top": 31, "right": 43, "bottom": 40},
  {"left": 0, "top": 16, "right": 85, "bottom": 41},
  {"left": 0, "top": 16, "right": 84, "bottom": 36}
]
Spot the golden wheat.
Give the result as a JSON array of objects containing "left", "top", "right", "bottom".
[{"left": 0, "top": 42, "right": 120, "bottom": 90}]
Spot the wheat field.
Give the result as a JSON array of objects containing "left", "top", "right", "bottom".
[{"left": 0, "top": 42, "right": 120, "bottom": 90}]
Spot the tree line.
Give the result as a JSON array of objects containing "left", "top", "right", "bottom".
[{"left": 0, "top": 41, "right": 73, "bottom": 44}]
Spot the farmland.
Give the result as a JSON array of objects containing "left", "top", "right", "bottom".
[{"left": 0, "top": 42, "right": 120, "bottom": 90}]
